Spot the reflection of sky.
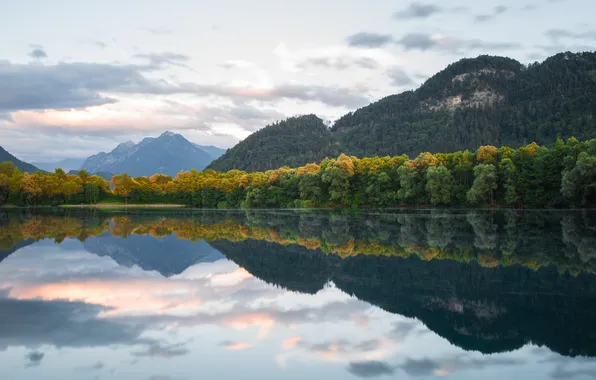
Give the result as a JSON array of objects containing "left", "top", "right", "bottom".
[{"left": 0, "top": 238, "right": 595, "bottom": 380}]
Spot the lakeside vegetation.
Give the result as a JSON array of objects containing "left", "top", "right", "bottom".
[
  {"left": 0, "top": 137, "right": 595, "bottom": 209},
  {"left": 1, "top": 209, "right": 595, "bottom": 275}
]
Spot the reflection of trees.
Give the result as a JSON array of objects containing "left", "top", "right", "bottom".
[
  {"left": 2, "top": 209, "right": 596, "bottom": 358},
  {"left": 1, "top": 209, "right": 596, "bottom": 274},
  {"left": 562, "top": 213, "right": 596, "bottom": 264},
  {"left": 214, "top": 237, "right": 596, "bottom": 358},
  {"left": 467, "top": 212, "right": 497, "bottom": 250}
]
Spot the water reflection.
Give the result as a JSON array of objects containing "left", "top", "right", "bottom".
[{"left": 0, "top": 209, "right": 595, "bottom": 379}]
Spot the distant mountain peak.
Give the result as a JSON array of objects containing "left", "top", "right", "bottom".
[{"left": 80, "top": 133, "right": 223, "bottom": 177}]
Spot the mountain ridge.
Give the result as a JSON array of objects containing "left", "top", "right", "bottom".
[
  {"left": 209, "top": 51, "right": 596, "bottom": 172},
  {"left": 0, "top": 147, "right": 42, "bottom": 173},
  {"left": 81, "top": 132, "right": 224, "bottom": 177}
]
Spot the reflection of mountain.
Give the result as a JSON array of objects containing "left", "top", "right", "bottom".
[
  {"left": 2, "top": 209, "right": 596, "bottom": 358},
  {"left": 84, "top": 234, "right": 223, "bottom": 277},
  {"left": 212, "top": 238, "right": 596, "bottom": 358},
  {"left": 0, "top": 239, "right": 34, "bottom": 264}
]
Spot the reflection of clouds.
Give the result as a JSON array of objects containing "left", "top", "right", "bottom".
[
  {"left": 275, "top": 335, "right": 398, "bottom": 369},
  {"left": 281, "top": 336, "right": 302, "bottom": 350},
  {"left": 550, "top": 365, "right": 596, "bottom": 379},
  {"left": 399, "top": 355, "right": 525, "bottom": 377},
  {"left": 348, "top": 361, "right": 395, "bottom": 378},
  {"left": 24, "top": 351, "right": 44, "bottom": 367},
  {"left": 133, "top": 342, "right": 190, "bottom": 359},
  {"left": 0, "top": 297, "right": 152, "bottom": 350},
  {"left": 210, "top": 268, "right": 253, "bottom": 286},
  {"left": 534, "top": 349, "right": 596, "bottom": 379}
]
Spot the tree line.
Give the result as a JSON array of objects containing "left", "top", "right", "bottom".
[{"left": 0, "top": 137, "right": 595, "bottom": 208}]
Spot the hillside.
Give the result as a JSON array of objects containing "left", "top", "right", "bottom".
[
  {"left": 207, "top": 115, "right": 340, "bottom": 172},
  {"left": 81, "top": 132, "right": 218, "bottom": 177},
  {"left": 211, "top": 51, "right": 596, "bottom": 172},
  {"left": 0, "top": 147, "right": 41, "bottom": 173}
]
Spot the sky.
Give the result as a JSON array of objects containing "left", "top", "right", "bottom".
[{"left": 0, "top": 0, "right": 595, "bottom": 162}]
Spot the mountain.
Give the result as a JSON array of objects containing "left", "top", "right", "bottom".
[
  {"left": 209, "top": 51, "right": 596, "bottom": 172},
  {"left": 68, "top": 170, "right": 114, "bottom": 181},
  {"left": 195, "top": 144, "right": 226, "bottom": 160},
  {"left": 32, "top": 158, "right": 85, "bottom": 172},
  {"left": 208, "top": 115, "right": 341, "bottom": 172},
  {"left": 81, "top": 132, "right": 220, "bottom": 177},
  {"left": 0, "top": 146, "right": 42, "bottom": 173}
]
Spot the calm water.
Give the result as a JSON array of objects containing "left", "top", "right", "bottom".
[{"left": 1, "top": 209, "right": 596, "bottom": 379}]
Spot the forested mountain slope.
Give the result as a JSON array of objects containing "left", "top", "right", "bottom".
[
  {"left": 211, "top": 52, "right": 596, "bottom": 172},
  {"left": 0, "top": 147, "right": 41, "bottom": 174},
  {"left": 208, "top": 115, "right": 341, "bottom": 172}
]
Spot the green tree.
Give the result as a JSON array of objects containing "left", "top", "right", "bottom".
[
  {"left": 425, "top": 166, "right": 454, "bottom": 205},
  {"left": 499, "top": 158, "right": 519, "bottom": 206},
  {"left": 562, "top": 152, "right": 596, "bottom": 206},
  {"left": 467, "top": 164, "right": 498, "bottom": 206},
  {"left": 84, "top": 183, "right": 100, "bottom": 204}
]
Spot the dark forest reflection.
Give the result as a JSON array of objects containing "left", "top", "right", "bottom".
[
  {"left": 1, "top": 209, "right": 596, "bottom": 379},
  {"left": 1, "top": 209, "right": 596, "bottom": 274}
]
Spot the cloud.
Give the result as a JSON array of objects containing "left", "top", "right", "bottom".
[
  {"left": 0, "top": 60, "right": 156, "bottom": 112},
  {"left": 91, "top": 40, "right": 107, "bottom": 49},
  {"left": 395, "top": 33, "right": 520, "bottom": 53},
  {"left": 142, "top": 27, "right": 174, "bottom": 35},
  {"left": 218, "top": 60, "right": 254, "bottom": 69},
  {"left": 545, "top": 29, "right": 596, "bottom": 42},
  {"left": 346, "top": 32, "right": 393, "bottom": 49},
  {"left": 28, "top": 48, "right": 48, "bottom": 59},
  {"left": 0, "top": 58, "right": 369, "bottom": 115},
  {"left": 133, "top": 52, "right": 192, "bottom": 69},
  {"left": 393, "top": 3, "right": 443, "bottom": 19},
  {"left": 219, "top": 340, "right": 253, "bottom": 350},
  {"left": 387, "top": 67, "right": 415, "bottom": 87},
  {"left": 300, "top": 56, "right": 381, "bottom": 71},
  {"left": 475, "top": 5, "right": 508, "bottom": 22},
  {"left": 24, "top": 351, "right": 45, "bottom": 367},
  {"left": 132, "top": 342, "right": 190, "bottom": 359},
  {"left": 348, "top": 361, "right": 395, "bottom": 378}
]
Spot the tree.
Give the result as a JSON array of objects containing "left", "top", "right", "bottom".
[
  {"left": 0, "top": 173, "right": 9, "bottom": 206},
  {"left": 499, "top": 158, "right": 519, "bottom": 206},
  {"left": 84, "top": 183, "right": 100, "bottom": 204},
  {"left": 322, "top": 167, "right": 351, "bottom": 205},
  {"left": 425, "top": 166, "right": 454, "bottom": 205},
  {"left": 111, "top": 173, "right": 138, "bottom": 206},
  {"left": 467, "top": 164, "right": 498, "bottom": 206},
  {"left": 562, "top": 152, "right": 596, "bottom": 206}
]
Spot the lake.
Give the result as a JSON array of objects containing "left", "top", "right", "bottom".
[{"left": 0, "top": 209, "right": 595, "bottom": 379}]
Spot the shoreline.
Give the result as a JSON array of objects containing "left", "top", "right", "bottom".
[{"left": 59, "top": 204, "right": 187, "bottom": 209}]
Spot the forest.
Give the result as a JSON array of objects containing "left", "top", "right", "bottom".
[
  {"left": 209, "top": 52, "right": 596, "bottom": 172},
  {"left": 0, "top": 137, "right": 595, "bottom": 209}
]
